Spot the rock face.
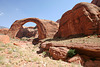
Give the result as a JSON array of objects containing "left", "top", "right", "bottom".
[
  {"left": 0, "top": 28, "right": 9, "bottom": 35},
  {"left": 91, "top": 0, "right": 100, "bottom": 7},
  {"left": 16, "top": 26, "right": 38, "bottom": 38},
  {"left": 54, "top": 2, "right": 100, "bottom": 38},
  {"left": 0, "top": 35, "right": 10, "bottom": 43},
  {"left": 85, "top": 60, "right": 100, "bottom": 67},
  {"left": 41, "top": 42, "right": 100, "bottom": 58},
  {"left": 66, "top": 43, "right": 100, "bottom": 58},
  {"left": 7, "top": 18, "right": 59, "bottom": 39}
]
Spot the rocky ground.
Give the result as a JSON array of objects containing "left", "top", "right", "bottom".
[
  {"left": 0, "top": 34, "right": 100, "bottom": 67},
  {"left": 0, "top": 36, "right": 83, "bottom": 67}
]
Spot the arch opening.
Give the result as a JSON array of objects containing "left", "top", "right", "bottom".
[{"left": 16, "top": 22, "right": 38, "bottom": 39}]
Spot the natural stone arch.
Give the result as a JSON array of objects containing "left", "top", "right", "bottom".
[{"left": 7, "top": 18, "right": 59, "bottom": 39}]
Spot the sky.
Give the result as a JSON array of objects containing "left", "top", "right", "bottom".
[{"left": 0, "top": 0, "right": 92, "bottom": 28}]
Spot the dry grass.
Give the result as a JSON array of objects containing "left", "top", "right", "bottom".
[
  {"left": 0, "top": 36, "right": 85, "bottom": 67},
  {"left": 42, "top": 35, "right": 100, "bottom": 45}
]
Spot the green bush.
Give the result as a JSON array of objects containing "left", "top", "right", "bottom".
[{"left": 67, "top": 49, "right": 76, "bottom": 57}]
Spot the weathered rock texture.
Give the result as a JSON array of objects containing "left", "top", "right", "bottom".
[
  {"left": 0, "top": 28, "right": 9, "bottom": 35},
  {"left": 16, "top": 26, "right": 38, "bottom": 38},
  {"left": 49, "top": 47, "right": 69, "bottom": 60},
  {"left": 67, "top": 54, "right": 84, "bottom": 65},
  {"left": 0, "top": 35, "right": 10, "bottom": 43},
  {"left": 66, "top": 43, "right": 100, "bottom": 58},
  {"left": 54, "top": 2, "right": 100, "bottom": 38},
  {"left": 7, "top": 18, "right": 59, "bottom": 39},
  {"left": 91, "top": 0, "right": 100, "bottom": 7},
  {"left": 85, "top": 60, "right": 100, "bottom": 67},
  {"left": 41, "top": 42, "right": 100, "bottom": 58}
]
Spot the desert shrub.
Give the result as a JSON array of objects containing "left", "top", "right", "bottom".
[
  {"left": 42, "top": 51, "right": 46, "bottom": 56},
  {"left": 67, "top": 49, "right": 76, "bottom": 58}
]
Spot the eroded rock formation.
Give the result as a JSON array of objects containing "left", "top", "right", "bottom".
[
  {"left": 54, "top": 2, "right": 100, "bottom": 38},
  {"left": 7, "top": 18, "right": 59, "bottom": 39}
]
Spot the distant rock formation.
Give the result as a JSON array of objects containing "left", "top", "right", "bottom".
[
  {"left": 7, "top": 18, "right": 59, "bottom": 39},
  {"left": 0, "top": 28, "right": 9, "bottom": 35},
  {"left": 0, "top": 26, "right": 7, "bottom": 29},
  {"left": 16, "top": 26, "right": 38, "bottom": 38},
  {"left": 54, "top": 2, "right": 100, "bottom": 38}
]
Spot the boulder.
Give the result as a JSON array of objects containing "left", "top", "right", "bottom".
[
  {"left": 0, "top": 28, "right": 9, "bottom": 35},
  {"left": 49, "top": 47, "right": 69, "bottom": 60},
  {"left": 67, "top": 54, "right": 84, "bottom": 65},
  {"left": 91, "top": 0, "right": 100, "bottom": 7},
  {"left": 54, "top": 2, "right": 100, "bottom": 38},
  {"left": 7, "top": 18, "right": 59, "bottom": 39},
  {"left": 0, "top": 35, "right": 10, "bottom": 43},
  {"left": 32, "top": 38, "right": 42, "bottom": 45}
]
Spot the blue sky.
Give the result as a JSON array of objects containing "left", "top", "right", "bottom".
[{"left": 0, "top": 0, "right": 92, "bottom": 28}]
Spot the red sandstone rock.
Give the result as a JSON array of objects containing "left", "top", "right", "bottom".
[
  {"left": 85, "top": 60, "right": 100, "bottom": 67},
  {"left": 16, "top": 26, "right": 38, "bottom": 38},
  {"left": 41, "top": 42, "right": 66, "bottom": 50},
  {"left": 13, "top": 42, "right": 27, "bottom": 48},
  {"left": 85, "top": 60, "right": 95, "bottom": 67},
  {"left": 54, "top": 2, "right": 100, "bottom": 38},
  {"left": 0, "top": 35, "right": 10, "bottom": 43},
  {"left": 65, "top": 43, "right": 100, "bottom": 58},
  {"left": 7, "top": 18, "right": 59, "bottom": 39},
  {"left": 41, "top": 42, "right": 100, "bottom": 58},
  {"left": 67, "top": 54, "right": 84, "bottom": 65},
  {"left": 97, "top": 35, "right": 100, "bottom": 38},
  {"left": 0, "top": 28, "right": 9, "bottom": 35},
  {"left": 91, "top": 0, "right": 100, "bottom": 7},
  {"left": 56, "top": 19, "right": 60, "bottom": 23},
  {"left": 49, "top": 47, "right": 69, "bottom": 60}
]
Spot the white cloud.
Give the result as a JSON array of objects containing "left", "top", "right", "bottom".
[{"left": 0, "top": 12, "right": 4, "bottom": 16}]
